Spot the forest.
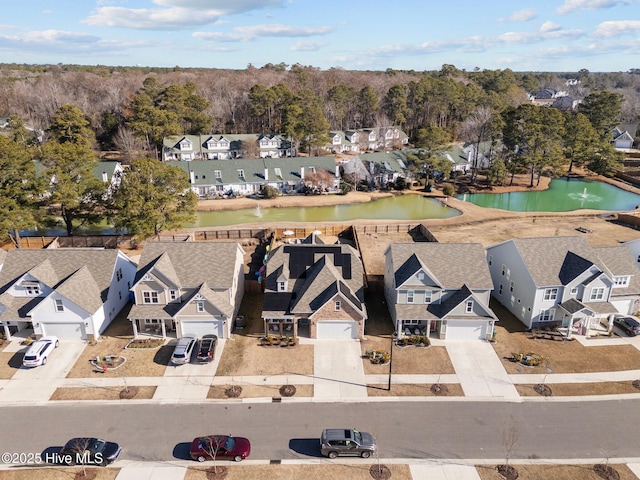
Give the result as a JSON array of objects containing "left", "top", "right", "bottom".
[{"left": 0, "top": 63, "right": 638, "bottom": 243}]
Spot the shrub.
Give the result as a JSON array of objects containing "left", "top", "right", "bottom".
[{"left": 442, "top": 183, "right": 456, "bottom": 196}]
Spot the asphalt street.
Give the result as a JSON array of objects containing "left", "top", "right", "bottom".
[{"left": 1, "top": 400, "right": 638, "bottom": 464}]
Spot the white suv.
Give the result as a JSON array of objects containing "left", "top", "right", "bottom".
[
  {"left": 22, "top": 336, "right": 59, "bottom": 367},
  {"left": 170, "top": 335, "right": 197, "bottom": 365}
]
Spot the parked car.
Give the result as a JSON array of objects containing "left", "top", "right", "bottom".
[
  {"left": 320, "top": 428, "right": 377, "bottom": 459},
  {"left": 22, "top": 336, "right": 59, "bottom": 367},
  {"left": 614, "top": 315, "right": 640, "bottom": 336},
  {"left": 170, "top": 335, "right": 197, "bottom": 365},
  {"left": 59, "top": 437, "right": 121, "bottom": 466},
  {"left": 196, "top": 334, "right": 218, "bottom": 362},
  {"left": 190, "top": 435, "right": 251, "bottom": 462}
]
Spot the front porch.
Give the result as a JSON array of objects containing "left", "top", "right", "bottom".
[
  {"left": 130, "top": 318, "right": 177, "bottom": 339},
  {"left": 396, "top": 319, "right": 440, "bottom": 339}
]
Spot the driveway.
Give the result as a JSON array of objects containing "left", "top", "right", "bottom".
[
  {"left": 313, "top": 340, "right": 367, "bottom": 399},
  {"left": 0, "top": 339, "right": 86, "bottom": 402}
]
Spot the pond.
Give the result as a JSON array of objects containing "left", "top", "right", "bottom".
[
  {"left": 190, "top": 194, "right": 461, "bottom": 227},
  {"left": 456, "top": 178, "right": 640, "bottom": 212}
]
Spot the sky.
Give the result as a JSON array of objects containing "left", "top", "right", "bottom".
[{"left": 1, "top": 0, "right": 639, "bottom": 72}]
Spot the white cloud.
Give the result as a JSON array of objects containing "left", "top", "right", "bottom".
[
  {"left": 508, "top": 8, "right": 537, "bottom": 21},
  {"left": 83, "top": 0, "right": 287, "bottom": 30},
  {"left": 556, "top": 0, "right": 639, "bottom": 14},
  {"left": 540, "top": 21, "right": 561, "bottom": 32},
  {"left": 594, "top": 20, "right": 640, "bottom": 37},
  {"left": 290, "top": 41, "right": 326, "bottom": 52},
  {"left": 194, "top": 24, "right": 333, "bottom": 42}
]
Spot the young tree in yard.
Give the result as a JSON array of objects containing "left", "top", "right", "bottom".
[
  {"left": 0, "top": 136, "right": 44, "bottom": 246},
  {"left": 110, "top": 158, "right": 197, "bottom": 240},
  {"left": 41, "top": 142, "right": 107, "bottom": 236}
]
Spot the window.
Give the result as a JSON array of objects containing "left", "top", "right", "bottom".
[
  {"left": 613, "top": 276, "right": 630, "bottom": 287},
  {"left": 539, "top": 309, "right": 554, "bottom": 322},
  {"left": 214, "top": 170, "right": 221, "bottom": 179},
  {"left": 570, "top": 287, "right": 578, "bottom": 295},
  {"left": 309, "top": 166, "right": 316, "bottom": 174},
  {"left": 196, "top": 301, "right": 205, "bottom": 312},
  {"left": 543, "top": 288, "right": 558, "bottom": 301},
  {"left": 25, "top": 285, "right": 41, "bottom": 296},
  {"left": 510, "top": 281, "right": 515, "bottom": 293},
  {"left": 424, "top": 291, "right": 432, "bottom": 303},
  {"left": 417, "top": 272, "right": 424, "bottom": 280},
  {"left": 170, "top": 290, "right": 178, "bottom": 301},
  {"left": 488, "top": 255, "right": 492, "bottom": 266},
  {"left": 118, "top": 291, "right": 122, "bottom": 300},
  {"left": 143, "top": 291, "right": 159, "bottom": 304},
  {"left": 407, "top": 290, "right": 414, "bottom": 303},
  {"left": 465, "top": 300, "right": 473, "bottom": 313},
  {"left": 590, "top": 287, "right": 605, "bottom": 301},
  {"left": 498, "top": 284, "right": 503, "bottom": 295},
  {"left": 274, "top": 167, "right": 282, "bottom": 178},
  {"left": 145, "top": 319, "right": 160, "bottom": 324},
  {"left": 278, "top": 282, "right": 286, "bottom": 292},
  {"left": 335, "top": 301, "right": 341, "bottom": 311},
  {"left": 55, "top": 299, "right": 64, "bottom": 312},
  {"left": 238, "top": 169, "right": 245, "bottom": 179},
  {"left": 116, "top": 268, "right": 123, "bottom": 281},
  {"left": 501, "top": 264, "right": 507, "bottom": 276}
]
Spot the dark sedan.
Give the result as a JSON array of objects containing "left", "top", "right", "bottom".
[
  {"left": 59, "top": 437, "right": 121, "bottom": 466},
  {"left": 196, "top": 334, "right": 218, "bottom": 362},
  {"left": 190, "top": 435, "right": 251, "bottom": 462},
  {"left": 614, "top": 315, "right": 640, "bottom": 336}
]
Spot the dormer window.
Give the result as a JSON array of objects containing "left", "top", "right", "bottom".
[
  {"left": 613, "top": 276, "right": 630, "bottom": 287},
  {"left": 179, "top": 139, "right": 192, "bottom": 150},
  {"left": 22, "top": 282, "right": 41, "bottom": 296},
  {"left": 309, "top": 166, "right": 316, "bottom": 174},
  {"left": 335, "top": 300, "right": 341, "bottom": 311},
  {"left": 169, "top": 290, "right": 178, "bottom": 301},
  {"left": 417, "top": 272, "right": 424, "bottom": 280},
  {"left": 196, "top": 301, "right": 205, "bottom": 312},
  {"left": 214, "top": 170, "right": 221, "bottom": 179},
  {"left": 274, "top": 168, "right": 282, "bottom": 179},
  {"left": 55, "top": 299, "right": 64, "bottom": 312},
  {"left": 238, "top": 169, "right": 245, "bottom": 179},
  {"left": 277, "top": 281, "right": 287, "bottom": 292},
  {"left": 465, "top": 300, "right": 474, "bottom": 313}
]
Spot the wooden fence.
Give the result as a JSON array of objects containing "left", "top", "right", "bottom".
[{"left": 17, "top": 235, "right": 134, "bottom": 250}]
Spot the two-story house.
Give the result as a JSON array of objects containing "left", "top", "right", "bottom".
[
  {"left": 128, "top": 242, "right": 245, "bottom": 339},
  {"left": 262, "top": 236, "right": 367, "bottom": 339},
  {"left": 487, "top": 237, "right": 640, "bottom": 335},
  {"left": 384, "top": 243, "right": 497, "bottom": 340},
  {"left": 163, "top": 134, "right": 295, "bottom": 161},
  {"left": 0, "top": 249, "right": 136, "bottom": 341}
]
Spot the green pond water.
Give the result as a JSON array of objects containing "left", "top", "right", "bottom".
[
  {"left": 456, "top": 178, "right": 640, "bottom": 212},
  {"left": 190, "top": 194, "right": 461, "bottom": 227}
]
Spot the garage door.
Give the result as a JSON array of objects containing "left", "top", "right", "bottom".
[
  {"left": 445, "top": 320, "right": 487, "bottom": 340},
  {"left": 41, "top": 322, "right": 86, "bottom": 340},
  {"left": 316, "top": 321, "right": 358, "bottom": 339},
  {"left": 181, "top": 321, "right": 223, "bottom": 338},
  {"left": 611, "top": 299, "right": 633, "bottom": 316}
]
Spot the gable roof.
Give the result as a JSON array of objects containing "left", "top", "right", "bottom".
[
  {"left": 134, "top": 242, "right": 243, "bottom": 289},
  {"left": 387, "top": 243, "right": 493, "bottom": 290}
]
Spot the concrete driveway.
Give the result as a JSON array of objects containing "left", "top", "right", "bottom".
[{"left": 0, "top": 339, "right": 86, "bottom": 402}]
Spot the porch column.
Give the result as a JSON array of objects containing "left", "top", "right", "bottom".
[
  {"left": 1, "top": 322, "right": 11, "bottom": 341},
  {"left": 426, "top": 320, "right": 431, "bottom": 337},
  {"left": 131, "top": 319, "right": 138, "bottom": 339},
  {"left": 161, "top": 320, "right": 167, "bottom": 338}
]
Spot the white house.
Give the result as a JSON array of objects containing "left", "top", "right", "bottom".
[
  {"left": 612, "top": 127, "right": 634, "bottom": 150},
  {"left": 487, "top": 236, "right": 640, "bottom": 335},
  {"left": 128, "top": 242, "right": 245, "bottom": 339},
  {"left": 384, "top": 243, "right": 497, "bottom": 340},
  {"left": 0, "top": 249, "right": 137, "bottom": 341}
]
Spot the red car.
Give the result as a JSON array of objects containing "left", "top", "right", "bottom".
[{"left": 190, "top": 435, "right": 251, "bottom": 462}]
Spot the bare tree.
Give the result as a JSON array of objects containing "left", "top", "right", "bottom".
[{"left": 113, "top": 126, "right": 145, "bottom": 164}]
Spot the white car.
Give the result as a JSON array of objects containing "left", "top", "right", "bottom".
[{"left": 22, "top": 336, "right": 59, "bottom": 367}]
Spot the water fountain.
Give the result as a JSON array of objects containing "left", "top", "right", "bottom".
[{"left": 254, "top": 204, "right": 263, "bottom": 218}]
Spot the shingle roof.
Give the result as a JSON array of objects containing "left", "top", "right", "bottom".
[
  {"left": 134, "top": 242, "right": 242, "bottom": 289},
  {"left": 387, "top": 243, "right": 493, "bottom": 289}
]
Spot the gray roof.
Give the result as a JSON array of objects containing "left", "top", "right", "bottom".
[
  {"left": 263, "top": 243, "right": 365, "bottom": 317},
  {"left": 387, "top": 243, "right": 493, "bottom": 290},
  {"left": 0, "top": 249, "right": 121, "bottom": 316},
  {"left": 169, "top": 156, "right": 337, "bottom": 187},
  {"left": 497, "top": 237, "right": 640, "bottom": 293},
  {"left": 134, "top": 242, "right": 242, "bottom": 289}
]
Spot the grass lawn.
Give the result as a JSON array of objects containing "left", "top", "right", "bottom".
[
  {"left": 0, "top": 467, "right": 120, "bottom": 480},
  {"left": 476, "top": 463, "right": 638, "bottom": 480},
  {"left": 0, "top": 351, "right": 23, "bottom": 379},
  {"left": 66, "top": 304, "right": 170, "bottom": 378},
  {"left": 515, "top": 381, "right": 640, "bottom": 397},
  {"left": 490, "top": 299, "right": 640, "bottom": 375},
  {"left": 184, "top": 464, "right": 412, "bottom": 480},
  {"left": 50, "top": 385, "right": 157, "bottom": 401},
  {"left": 216, "top": 292, "right": 313, "bottom": 377}
]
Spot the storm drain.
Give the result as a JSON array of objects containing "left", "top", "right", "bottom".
[{"left": 272, "top": 397, "right": 282, "bottom": 403}]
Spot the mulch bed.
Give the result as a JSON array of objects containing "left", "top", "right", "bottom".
[
  {"left": 369, "top": 464, "right": 391, "bottom": 480},
  {"left": 533, "top": 384, "right": 552, "bottom": 396},
  {"left": 225, "top": 385, "right": 242, "bottom": 398},
  {"left": 496, "top": 464, "right": 519, "bottom": 480},
  {"left": 206, "top": 466, "right": 228, "bottom": 480},
  {"left": 430, "top": 384, "right": 449, "bottom": 395},
  {"left": 594, "top": 464, "right": 620, "bottom": 480},
  {"left": 119, "top": 386, "right": 140, "bottom": 399},
  {"left": 279, "top": 385, "right": 297, "bottom": 397}
]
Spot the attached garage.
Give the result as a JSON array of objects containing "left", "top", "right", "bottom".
[
  {"left": 180, "top": 321, "right": 223, "bottom": 338},
  {"left": 611, "top": 299, "right": 633, "bottom": 316},
  {"left": 316, "top": 320, "right": 358, "bottom": 339},
  {"left": 445, "top": 320, "right": 487, "bottom": 340},
  {"left": 41, "top": 322, "right": 86, "bottom": 340}
]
